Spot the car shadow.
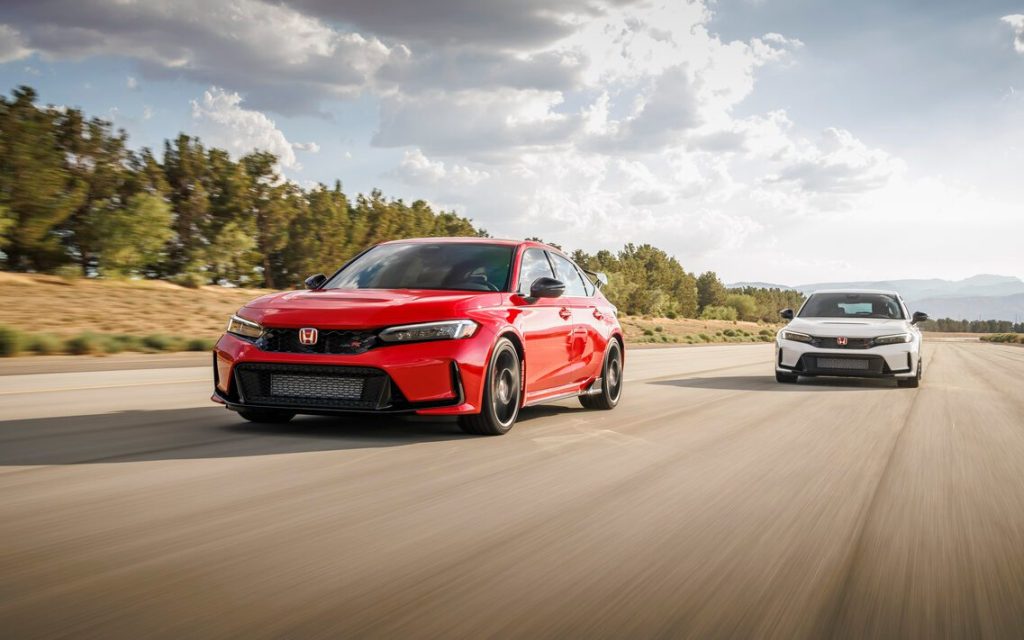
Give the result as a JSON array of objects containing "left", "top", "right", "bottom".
[
  {"left": 0, "top": 403, "right": 589, "bottom": 467},
  {"left": 651, "top": 375, "right": 898, "bottom": 392}
]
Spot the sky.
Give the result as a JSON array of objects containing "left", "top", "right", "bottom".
[{"left": 0, "top": 0, "right": 1021, "bottom": 284}]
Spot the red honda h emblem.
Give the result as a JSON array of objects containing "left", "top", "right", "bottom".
[
  {"left": 298, "top": 327, "right": 318, "bottom": 345},
  {"left": 836, "top": 336, "right": 848, "bottom": 346}
]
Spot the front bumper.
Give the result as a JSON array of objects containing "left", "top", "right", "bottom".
[
  {"left": 775, "top": 339, "right": 919, "bottom": 378},
  {"left": 211, "top": 329, "right": 495, "bottom": 416}
]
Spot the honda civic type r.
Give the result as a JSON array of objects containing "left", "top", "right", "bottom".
[
  {"left": 775, "top": 290, "right": 928, "bottom": 388},
  {"left": 212, "top": 238, "right": 625, "bottom": 435}
]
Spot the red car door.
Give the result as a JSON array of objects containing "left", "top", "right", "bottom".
[
  {"left": 547, "top": 252, "right": 594, "bottom": 386},
  {"left": 513, "top": 248, "right": 575, "bottom": 400}
]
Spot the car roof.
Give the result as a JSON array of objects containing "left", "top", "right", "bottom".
[
  {"left": 809, "top": 288, "right": 902, "bottom": 296},
  {"left": 377, "top": 237, "right": 562, "bottom": 252}
]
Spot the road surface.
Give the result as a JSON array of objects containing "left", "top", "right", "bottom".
[{"left": 2, "top": 342, "right": 1024, "bottom": 639}]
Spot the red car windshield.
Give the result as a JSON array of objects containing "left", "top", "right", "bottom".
[{"left": 325, "top": 242, "right": 514, "bottom": 292}]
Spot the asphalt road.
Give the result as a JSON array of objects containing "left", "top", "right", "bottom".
[{"left": 2, "top": 341, "right": 1024, "bottom": 639}]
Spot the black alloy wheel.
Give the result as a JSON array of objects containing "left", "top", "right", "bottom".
[{"left": 459, "top": 338, "right": 522, "bottom": 435}]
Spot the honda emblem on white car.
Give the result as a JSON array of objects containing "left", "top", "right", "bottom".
[
  {"left": 298, "top": 327, "right": 318, "bottom": 345},
  {"left": 836, "top": 336, "right": 848, "bottom": 346}
]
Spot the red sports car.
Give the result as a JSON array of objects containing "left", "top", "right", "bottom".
[{"left": 212, "top": 238, "right": 624, "bottom": 435}]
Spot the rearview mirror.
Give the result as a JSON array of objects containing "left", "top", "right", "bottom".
[
  {"left": 304, "top": 273, "right": 327, "bottom": 290},
  {"left": 780, "top": 308, "right": 794, "bottom": 320},
  {"left": 911, "top": 311, "right": 929, "bottom": 325},
  {"left": 530, "top": 277, "right": 565, "bottom": 299}
]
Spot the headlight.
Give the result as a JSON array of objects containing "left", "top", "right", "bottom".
[
  {"left": 781, "top": 330, "right": 814, "bottom": 344},
  {"left": 226, "top": 314, "right": 264, "bottom": 340},
  {"left": 873, "top": 333, "right": 912, "bottom": 346},
  {"left": 379, "top": 320, "right": 479, "bottom": 343}
]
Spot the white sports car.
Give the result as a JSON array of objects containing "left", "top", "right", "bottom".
[{"left": 775, "top": 289, "right": 928, "bottom": 387}]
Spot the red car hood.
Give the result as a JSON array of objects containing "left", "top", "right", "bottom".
[{"left": 239, "top": 288, "right": 502, "bottom": 329}]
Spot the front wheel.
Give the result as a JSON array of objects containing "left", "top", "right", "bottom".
[
  {"left": 898, "top": 358, "right": 923, "bottom": 388},
  {"left": 459, "top": 338, "right": 521, "bottom": 436},
  {"left": 580, "top": 339, "right": 623, "bottom": 410}
]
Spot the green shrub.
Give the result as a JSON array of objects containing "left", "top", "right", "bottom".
[
  {"left": 186, "top": 337, "right": 215, "bottom": 351},
  {"left": 172, "top": 272, "right": 208, "bottom": 289},
  {"left": 64, "top": 332, "right": 105, "bottom": 355},
  {"left": 723, "top": 329, "right": 737, "bottom": 337},
  {"left": 26, "top": 333, "right": 63, "bottom": 355},
  {"left": 0, "top": 325, "right": 25, "bottom": 357},
  {"left": 759, "top": 335, "right": 773, "bottom": 342},
  {"left": 643, "top": 328, "right": 655, "bottom": 337},
  {"left": 697, "top": 333, "right": 710, "bottom": 342},
  {"left": 654, "top": 326, "right": 663, "bottom": 332},
  {"left": 666, "top": 311, "right": 678, "bottom": 320},
  {"left": 142, "top": 334, "right": 179, "bottom": 351},
  {"left": 108, "top": 334, "right": 144, "bottom": 351},
  {"left": 700, "top": 305, "right": 738, "bottom": 321},
  {"left": 759, "top": 329, "right": 773, "bottom": 336}
]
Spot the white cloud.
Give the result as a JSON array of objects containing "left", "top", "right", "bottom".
[
  {"left": 0, "top": 24, "right": 30, "bottom": 63},
  {"left": 292, "top": 142, "right": 321, "bottom": 153},
  {"left": 190, "top": 87, "right": 299, "bottom": 169},
  {"left": 1003, "top": 15, "right": 1024, "bottom": 54},
  {"left": 1, "top": 0, "right": 395, "bottom": 113},
  {"left": 393, "top": 149, "right": 489, "bottom": 187},
  {"left": 126, "top": 76, "right": 138, "bottom": 90}
]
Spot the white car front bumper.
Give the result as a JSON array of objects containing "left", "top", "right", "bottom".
[{"left": 775, "top": 339, "right": 920, "bottom": 378}]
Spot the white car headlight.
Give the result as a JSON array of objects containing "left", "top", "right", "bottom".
[
  {"left": 226, "top": 314, "right": 264, "bottom": 340},
  {"left": 873, "top": 333, "right": 912, "bottom": 346},
  {"left": 378, "top": 320, "right": 479, "bottom": 343},
  {"left": 781, "top": 330, "right": 814, "bottom": 344}
]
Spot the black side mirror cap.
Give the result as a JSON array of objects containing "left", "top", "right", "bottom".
[
  {"left": 780, "top": 308, "right": 794, "bottom": 320},
  {"left": 530, "top": 277, "right": 566, "bottom": 299},
  {"left": 911, "top": 311, "right": 929, "bottom": 324},
  {"left": 304, "top": 273, "right": 327, "bottom": 290}
]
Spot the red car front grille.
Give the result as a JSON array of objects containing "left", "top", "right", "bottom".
[{"left": 258, "top": 328, "right": 379, "bottom": 355}]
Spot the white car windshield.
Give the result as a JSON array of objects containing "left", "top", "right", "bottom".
[{"left": 799, "top": 293, "right": 904, "bottom": 319}]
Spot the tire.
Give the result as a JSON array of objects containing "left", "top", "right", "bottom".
[
  {"left": 580, "top": 339, "right": 623, "bottom": 410},
  {"left": 458, "top": 338, "right": 521, "bottom": 436},
  {"left": 898, "top": 358, "right": 922, "bottom": 388},
  {"left": 238, "top": 408, "right": 295, "bottom": 423},
  {"left": 776, "top": 371, "right": 799, "bottom": 383}
]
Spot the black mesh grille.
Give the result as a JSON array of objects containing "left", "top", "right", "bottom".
[
  {"left": 796, "top": 354, "right": 888, "bottom": 376},
  {"left": 810, "top": 337, "right": 873, "bottom": 349},
  {"left": 258, "top": 328, "right": 379, "bottom": 355},
  {"left": 234, "top": 363, "right": 392, "bottom": 410}
]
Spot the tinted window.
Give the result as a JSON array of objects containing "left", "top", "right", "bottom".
[
  {"left": 326, "top": 242, "right": 513, "bottom": 292},
  {"left": 518, "top": 248, "right": 555, "bottom": 294},
  {"left": 799, "top": 293, "right": 905, "bottom": 319},
  {"left": 550, "top": 253, "right": 588, "bottom": 297}
]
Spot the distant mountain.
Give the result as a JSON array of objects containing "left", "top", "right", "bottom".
[
  {"left": 728, "top": 281, "right": 794, "bottom": 290},
  {"left": 726, "top": 275, "right": 1024, "bottom": 321}
]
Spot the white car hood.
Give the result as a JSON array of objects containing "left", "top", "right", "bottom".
[{"left": 785, "top": 317, "right": 911, "bottom": 338}]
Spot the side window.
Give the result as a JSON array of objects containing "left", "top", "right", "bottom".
[
  {"left": 576, "top": 266, "right": 595, "bottom": 296},
  {"left": 550, "top": 253, "right": 588, "bottom": 297},
  {"left": 518, "top": 248, "right": 555, "bottom": 294}
]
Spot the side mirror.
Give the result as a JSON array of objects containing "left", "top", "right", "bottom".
[
  {"left": 530, "top": 277, "right": 565, "bottom": 299},
  {"left": 780, "top": 308, "right": 794, "bottom": 320},
  {"left": 304, "top": 273, "right": 327, "bottom": 290},
  {"left": 911, "top": 311, "right": 929, "bottom": 325}
]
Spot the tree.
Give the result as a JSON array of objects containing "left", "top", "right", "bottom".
[
  {"left": 0, "top": 87, "right": 85, "bottom": 271},
  {"left": 724, "top": 293, "right": 759, "bottom": 321},
  {"left": 91, "top": 193, "right": 173, "bottom": 276},
  {"left": 696, "top": 271, "right": 727, "bottom": 311}
]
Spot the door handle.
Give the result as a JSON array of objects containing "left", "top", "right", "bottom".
[{"left": 559, "top": 307, "right": 572, "bottom": 320}]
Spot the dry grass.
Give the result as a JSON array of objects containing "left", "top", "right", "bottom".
[
  {"left": 620, "top": 315, "right": 778, "bottom": 345},
  {"left": 0, "top": 272, "right": 271, "bottom": 338},
  {"left": 0, "top": 273, "right": 780, "bottom": 347}
]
